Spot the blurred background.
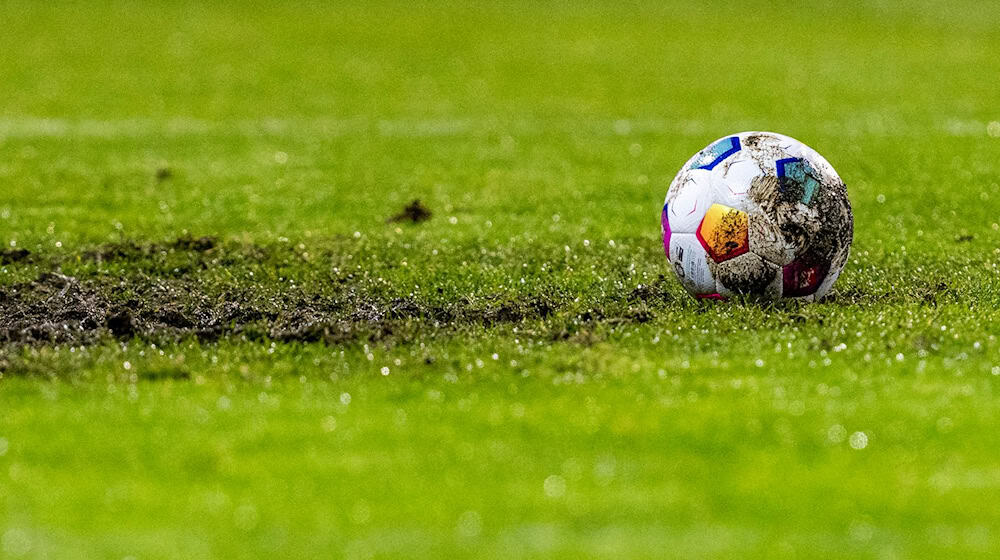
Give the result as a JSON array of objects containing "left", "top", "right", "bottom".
[{"left": 0, "top": 0, "right": 997, "bottom": 249}]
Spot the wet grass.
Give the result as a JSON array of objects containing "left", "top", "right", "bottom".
[{"left": 2, "top": 0, "right": 1000, "bottom": 558}]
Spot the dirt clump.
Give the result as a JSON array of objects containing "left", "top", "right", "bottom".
[
  {"left": 388, "top": 200, "right": 432, "bottom": 223},
  {"left": 0, "top": 249, "right": 30, "bottom": 264},
  {"left": 0, "top": 273, "right": 108, "bottom": 344},
  {"left": 106, "top": 310, "right": 137, "bottom": 337},
  {"left": 171, "top": 235, "right": 216, "bottom": 252}
]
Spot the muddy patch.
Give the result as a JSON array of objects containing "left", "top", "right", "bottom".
[
  {"left": 0, "top": 239, "right": 676, "bottom": 349},
  {"left": 1, "top": 249, "right": 31, "bottom": 264},
  {"left": 0, "top": 274, "right": 600, "bottom": 347},
  {"left": 387, "top": 199, "right": 432, "bottom": 223}
]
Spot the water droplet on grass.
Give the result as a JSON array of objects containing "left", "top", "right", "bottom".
[
  {"left": 1, "top": 528, "right": 32, "bottom": 557},
  {"left": 321, "top": 416, "right": 337, "bottom": 432},
  {"left": 849, "top": 520, "right": 874, "bottom": 542},
  {"left": 351, "top": 502, "right": 371, "bottom": 525},
  {"left": 613, "top": 119, "right": 631, "bottom": 135},
  {"left": 828, "top": 424, "right": 847, "bottom": 443},
  {"left": 543, "top": 475, "right": 566, "bottom": 498},
  {"left": 455, "top": 511, "right": 482, "bottom": 538},
  {"left": 594, "top": 456, "right": 616, "bottom": 485},
  {"left": 233, "top": 504, "right": 259, "bottom": 531},
  {"left": 936, "top": 417, "right": 954, "bottom": 433}
]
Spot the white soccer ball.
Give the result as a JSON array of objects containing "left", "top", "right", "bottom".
[{"left": 662, "top": 132, "right": 853, "bottom": 301}]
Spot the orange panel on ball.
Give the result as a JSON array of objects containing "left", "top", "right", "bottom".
[{"left": 696, "top": 203, "right": 750, "bottom": 263}]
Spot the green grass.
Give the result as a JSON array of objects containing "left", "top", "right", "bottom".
[{"left": 2, "top": 1, "right": 1000, "bottom": 558}]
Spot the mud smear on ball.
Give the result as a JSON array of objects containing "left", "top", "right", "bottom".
[
  {"left": 748, "top": 213, "right": 795, "bottom": 266},
  {"left": 749, "top": 174, "right": 852, "bottom": 264},
  {"left": 750, "top": 176, "right": 809, "bottom": 249},
  {"left": 744, "top": 134, "right": 791, "bottom": 171},
  {"left": 709, "top": 252, "right": 780, "bottom": 298}
]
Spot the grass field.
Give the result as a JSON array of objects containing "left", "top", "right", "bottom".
[{"left": 2, "top": 1, "right": 1000, "bottom": 558}]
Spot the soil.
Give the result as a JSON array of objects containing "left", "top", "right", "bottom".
[
  {"left": 387, "top": 200, "right": 433, "bottom": 223},
  {"left": 0, "top": 238, "right": 675, "bottom": 350},
  {"left": 0, "top": 249, "right": 31, "bottom": 264}
]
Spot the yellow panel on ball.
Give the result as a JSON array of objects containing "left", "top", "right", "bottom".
[{"left": 696, "top": 203, "right": 750, "bottom": 263}]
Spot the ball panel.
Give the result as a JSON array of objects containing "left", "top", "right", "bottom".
[
  {"left": 740, "top": 132, "right": 797, "bottom": 173},
  {"left": 713, "top": 252, "right": 781, "bottom": 299},
  {"left": 689, "top": 136, "right": 741, "bottom": 170},
  {"left": 813, "top": 266, "right": 842, "bottom": 301},
  {"left": 814, "top": 241, "right": 852, "bottom": 300},
  {"left": 781, "top": 258, "right": 830, "bottom": 298},
  {"left": 779, "top": 137, "right": 841, "bottom": 186},
  {"left": 696, "top": 203, "right": 749, "bottom": 263},
  {"left": 776, "top": 157, "right": 821, "bottom": 206},
  {"left": 661, "top": 204, "right": 671, "bottom": 257},
  {"left": 663, "top": 169, "right": 713, "bottom": 234},
  {"left": 667, "top": 233, "right": 717, "bottom": 297},
  {"left": 710, "top": 157, "right": 763, "bottom": 212},
  {"left": 748, "top": 212, "right": 796, "bottom": 267}
]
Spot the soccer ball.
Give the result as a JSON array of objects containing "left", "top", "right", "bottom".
[{"left": 662, "top": 132, "right": 853, "bottom": 301}]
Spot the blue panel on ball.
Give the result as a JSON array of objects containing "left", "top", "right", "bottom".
[
  {"left": 776, "top": 157, "right": 819, "bottom": 205},
  {"left": 690, "top": 137, "right": 741, "bottom": 170}
]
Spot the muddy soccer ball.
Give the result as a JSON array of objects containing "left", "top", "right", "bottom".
[{"left": 661, "top": 132, "right": 853, "bottom": 301}]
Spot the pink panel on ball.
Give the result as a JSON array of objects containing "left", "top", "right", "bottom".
[
  {"left": 661, "top": 205, "right": 672, "bottom": 257},
  {"left": 696, "top": 293, "right": 726, "bottom": 301}
]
